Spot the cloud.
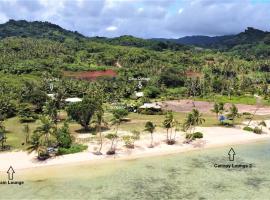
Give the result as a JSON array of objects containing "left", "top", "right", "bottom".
[
  {"left": 0, "top": 0, "right": 269, "bottom": 38},
  {"left": 106, "top": 26, "right": 118, "bottom": 32}
]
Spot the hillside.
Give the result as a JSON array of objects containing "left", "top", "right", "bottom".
[
  {"left": 0, "top": 19, "right": 85, "bottom": 41},
  {"left": 0, "top": 20, "right": 189, "bottom": 51},
  {"left": 153, "top": 27, "right": 270, "bottom": 49},
  {"left": 90, "top": 35, "right": 189, "bottom": 51}
]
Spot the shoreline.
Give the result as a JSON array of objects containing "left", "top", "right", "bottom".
[{"left": 1, "top": 126, "right": 270, "bottom": 172}]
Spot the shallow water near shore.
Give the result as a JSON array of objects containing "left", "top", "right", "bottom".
[{"left": 1, "top": 141, "right": 270, "bottom": 200}]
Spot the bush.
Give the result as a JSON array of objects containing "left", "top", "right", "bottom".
[
  {"left": 56, "top": 122, "right": 73, "bottom": 148},
  {"left": 144, "top": 86, "right": 161, "bottom": 98},
  {"left": 122, "top": 135, "right": 134, "bottom": 148},
  {"left": 139, "top": 108, "right": 163, "bottom": 115},
  {"left": 243, "top": 126, "right": 253, "bottom": 132},
  {"left": 193, "top": 132, "right": 203, "bottom": 139},
  {"left": 253, "top": 127, "right": 262, "bottom": 134},
  {"left": 58, "top": 144, "right": 88, "bottom": 155}
]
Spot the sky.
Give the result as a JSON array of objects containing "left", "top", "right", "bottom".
[{"left": 0, "top": 0, "right": 270, "bottom": 38}]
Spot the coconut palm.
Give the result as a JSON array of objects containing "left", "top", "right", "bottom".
[
  {"left": 23, "top": 124, "right": 30, "bottom": 144},
  {"left": 111, "top": 108, "right": 128, "bottom": 134},
  {"left": 183, "top": 109, "right": 205, "bottom": 139},
  {"left": 28, "top": 115, "right": 57, "bottom": 158},
  {"left": 163, "top": 111, "right": 173, "bottom": 142},
  {"left": 93, "top": 108, "right": 107, "bottom": 155},
  {"left": 211, "top": 102, "right": 224, "bottom": 120},
  {"left": 192, "top": 109, "right": 205, "bottom": 128},
  {"left": 105, "top": 133, "right": 118, "bottom": 155},
  {"left": 144, "top": 121, "right": 156, "bottom": 148},
  {"left": 227, "top": 104, "right": 240, "bottom": 125}
]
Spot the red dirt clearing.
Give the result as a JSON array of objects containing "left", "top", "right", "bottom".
[
  {"left": 161, "top": 100, "right": 270, "bottom": 115},
  {"left": 64, "top": 69, "right": 117, "bottom": 80}
]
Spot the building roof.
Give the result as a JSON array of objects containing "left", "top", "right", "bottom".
[
  {"left": 47, "top": 93, "right": 55, "bottom": 99},
  {"left": 65, "top": 97, "right": 82, "bottom": 103},
  {"left": 135, "top": 91, "right": 144, "bottom": 97},
  {"left": 139, "top": 103, "right": 161, "bottom": 109}
]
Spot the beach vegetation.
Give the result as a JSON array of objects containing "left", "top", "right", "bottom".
[
  {"left": 56, "top": 121, "right": 73, "bottom": 148},
  {"left": 253, "top": 126, "right": 262, "bottom": 134},
  {"left": 144, "top": 121, "right": 156, "bottom": 148},
  {"left": 192, "top": 132, "right": 203, "bottom": 139},
  {"left": 106, "top": 133, "right": 118, "bottom": 155},
  {"left": 122, "top": 130, "right": 141, "bottom": 149},
  {"left": 227, "top": 104, "right": 241, "bottom": 125},
  {"left": 93, "top": 107, "right": 107, "bottom": 155},
  {"left": 183, "top": 109, "right": 205, "bottom": 141},
  {"left": 111, "top": 108, "right": 129, "bottom": 134},
  {"left": 243, "top": 126, "right": 254, "bottom": 132},
  {"left": 58, "top": 144, "right": 87, "bottom": 155}
]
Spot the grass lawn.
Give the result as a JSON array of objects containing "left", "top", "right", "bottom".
[
  {"left": 2, "top": 110, "right": 270, "bottom": 152},
  {"left": 195, "top": 95, "right": 270, "bottom": 105},
  {"left": 3, "top": 117, "right": 39, "bottom": 151}
]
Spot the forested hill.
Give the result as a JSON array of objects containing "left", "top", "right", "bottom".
[
  {"left": 0, "top": 20, "right": 188, "bottom": 51},
  {"left": 89, "top": 35, "right": 189, "bottom": 51},
  {"left": 152, "top": 27, "right": 270, "bottom": 50},
  {"left": 0, "top": 19, "right": 85, "bottom": 41}
]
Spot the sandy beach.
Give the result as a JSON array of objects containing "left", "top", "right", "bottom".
[{"left": 1, "top": 125, "right": 270, "bottom": 172}]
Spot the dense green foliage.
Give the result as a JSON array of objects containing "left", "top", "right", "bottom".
[
  {"left": 1, "top": 20, "right": 270, "bottom": 126},
  {"left": 58, "top": 144, "right": 88, "bottom": 155}
]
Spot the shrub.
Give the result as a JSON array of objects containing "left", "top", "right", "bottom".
[
  {"left": 56, "top": 122, "right": 73, "bottom": 148},
  {"left": 253, "top": 127, "right": 262, "bottom": 134},
  {"left": 144, "top": 86, "right": 161, "bottom": 98},
  {"left": 243, "top": 126, "right": 253, "bottom": 132},
  {"left": 193, "top": 132, "right": 203, "bottom": 139},
  {"left": 122, "top": 135, "right": 134, "bottom": 148},
  {"left": 57, "top": 144, "right": 88, "bottom": 155},
  {"left": 139, "top": 108, "right": 163, "bottom": 115}
]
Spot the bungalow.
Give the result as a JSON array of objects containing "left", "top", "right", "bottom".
[
  {"left": 138, "top": 103, "right": 162, "bottom": 114},
  {"left": 65, "top": 97, "right": 82, "bottom": 103}
]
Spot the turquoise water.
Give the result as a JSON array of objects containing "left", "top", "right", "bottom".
[{"left": 1, "top": 141, "right": 270, "bottom": 199}]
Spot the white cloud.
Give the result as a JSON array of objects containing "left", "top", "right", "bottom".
[
  {"left": 138, "top": 7, "right": 144, "bottom": 13},
  {"left": 106, "top": 26, "right": 118, "bottom": 32},
  {"left": 178, "top": 8, "right": 183, "bottom": 14}
]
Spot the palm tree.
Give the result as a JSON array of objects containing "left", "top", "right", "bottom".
[
  {"left": 163, "top": 111, "right": 173, "bottom": 142},
  {"left": 105, "top": 133, "right": 118, "bottom": 155},
  {"left": 23, "top": 124, "right": 30, "bottom": 144},
  {"left": 93, "top": 108, "right": 107, "bottom": 155},
  {"left": 144, "top": 121, "right": 156, "bottom": 148},
  {"left": 183, "top": 109, "right": 205, "bottom": 139},
  {"left": 28, "top": 115, "right": 57, "bottom": 159},
  {"left": 192, "top": 109, "right": 205, "bottom": 128},
  {"left": 211, "top": 102, "right": 224, "bottom": 121},
  {"left": 211, "top": 102, "right": 219, "bottom": 119},
  {"left": 27, "top": 131, "right": 47, "bottom": 158},
  {"left": 247, "top": 96, "right": 262, "bottom": 126},
  {"left": 173, "top": 120, "right": 180, "bottom": 142},
  {"left": 227, "top": 104, "right": 240, "bottom": 125},
  {"left": 111, "top": 108, "right": 128, "bottom": 135}
]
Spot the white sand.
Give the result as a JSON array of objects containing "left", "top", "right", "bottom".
[{"left": 0, "top": 126, "right": 270, "bottom": 172}]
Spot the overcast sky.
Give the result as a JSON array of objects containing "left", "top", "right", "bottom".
[{"left": 0, "top": 0, "right": 269, "bottom": 38}]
